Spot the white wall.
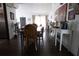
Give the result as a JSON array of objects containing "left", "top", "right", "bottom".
[
  {"left": 57, "top": 4, "right": 79, "bottom": 56},
  {"left": 16, "top": 3, "right": 52, "bottom": 28},
  {"left": 6, "top": 3, "right": 16, "bottom": 39},
  {"left": 48, "top": 3, "right": 79, "bottom": 55},
  {"left": 70, "top": 15, "right": 79, "bottom": 55},
  {"left": 48, "top": 3, "right": 60, "bottom": 22}
]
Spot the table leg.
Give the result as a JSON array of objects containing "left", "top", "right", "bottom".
[
  {"left": 55, "top": 30, "right": 57, "bottom": 46},
  {"left": 59, "top": 33, "right": 63, "bottom": 51},
  {"left": 39, "top": 36, "right": 40, "bottom": 46}
]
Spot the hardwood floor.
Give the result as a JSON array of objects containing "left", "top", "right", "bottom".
[{"left": 0, "top": 29, "right": 73, "bottom": 56}]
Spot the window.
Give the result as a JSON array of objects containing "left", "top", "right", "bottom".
[{"left": 35, "top": 15, "right": 46, "bottom": 28}]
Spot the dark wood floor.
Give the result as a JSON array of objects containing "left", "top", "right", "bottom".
[{"left": 0, "top": 29, "right": 73, "bottom": 56}]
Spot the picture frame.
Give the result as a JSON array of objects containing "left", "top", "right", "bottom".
[
  {"left": 75, "top": 3, "right": 79, "bottom": 14},
  {"left": 10, "top": 12, "right": 14, "bottom": 20},
  {"left": 68, "top": 10, "right": 75, "bottom": 20},
  {"left": 58, "top": 4, "right": 67, "bottom": 21},
  {"left": 69, "top": 3, "right": 75, "bottom": 9}
]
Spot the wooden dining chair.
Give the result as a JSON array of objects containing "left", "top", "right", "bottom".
[
  {"left": 37, "top": 27, "right": 44, "bottom": 45},
  {"left": 24, "top": 24, "right": 37, "bottom": 50},
  {"left": 39, "top": 27, "right": 44, "bottom": 40},
  {"left": 33, "top": 23, "right": 37, "bottom": 29}
]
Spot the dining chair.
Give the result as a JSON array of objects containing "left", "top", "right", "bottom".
[
  {"left": 24, "top": 24, "right": 37, "bottom": 50},
  {"left": 33, "top": 23, "right": 38, "bottom": 29},
  {"left": 37, "top": 27, "right": 44, "bottom": 46}
]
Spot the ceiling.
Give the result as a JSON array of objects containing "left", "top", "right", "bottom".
[{"left": 16, "top": 3, "right": 52, "bottom": 15}]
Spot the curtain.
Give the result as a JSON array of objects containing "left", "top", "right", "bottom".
[
  {"left": 32, "top": 15, "right": 35, "bottom": 24},
  {"left": 45, "top": 15, "right": 48, "bottom": 29}
]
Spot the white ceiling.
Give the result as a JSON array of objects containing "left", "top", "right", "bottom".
[
  {"left": 16, "top": 3, "right": 60, "bottom": 23},
  {"left": 16, "top": 3, "right": 52, "bottom": 15}
]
